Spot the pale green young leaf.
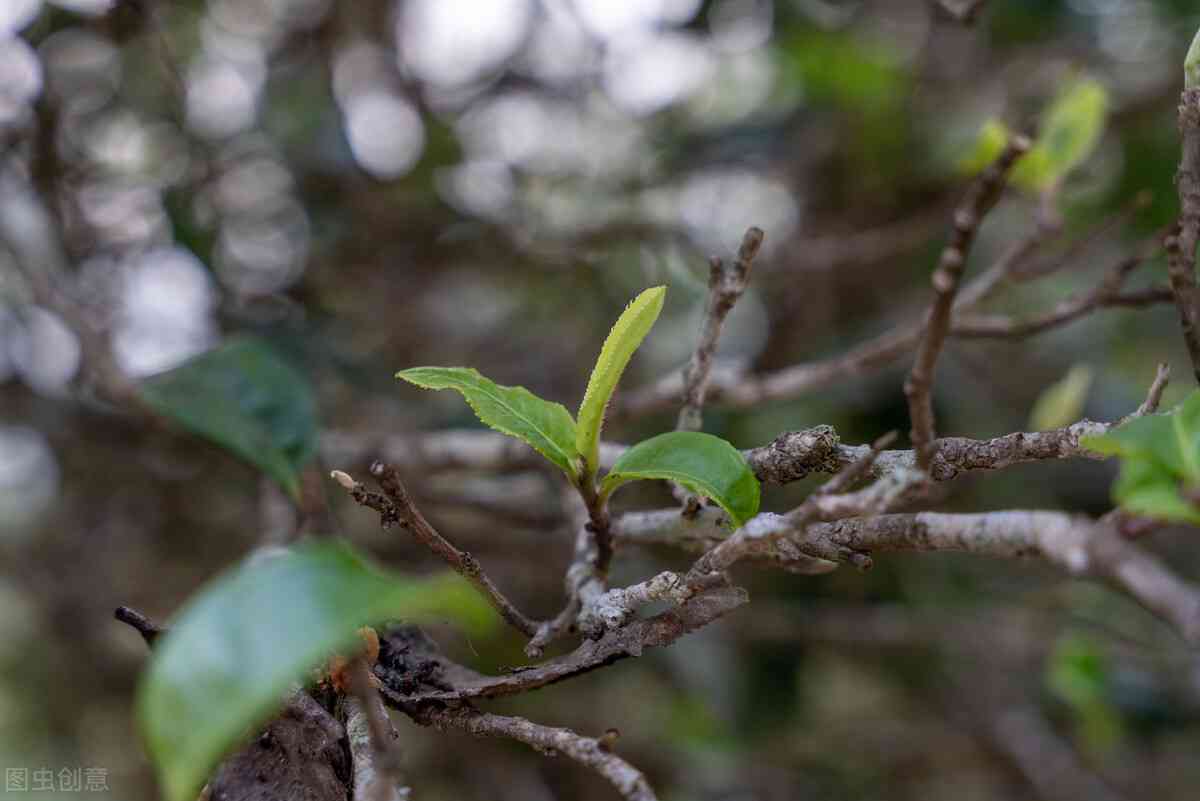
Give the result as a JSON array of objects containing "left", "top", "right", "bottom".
[
  {"left": 1081, "top": 391, "right": 1200, "bottom": 524},
  {"left": 138, "top": 540, "right": 495, "bottom": 801},
  {"left": 138, "top": 337, "right": 318, "bottom": 501},
  {"left": 1013, "top": 77, "right": 1109, "bottom": 192},
  {"left": 601, "top": 431, "right": 760, "bottom": 527},
  {"left": 397, "top": 366, "right": 579, "bottom": 480},
  {"left": 576, "top": 286, "right": 666, "bottom": 474},
  {"left": 957, "top": 118, "right": 1011, "bottom": 176},
  {"left": 1029, "top": 365, "right": 1093, "bottom": 431}
]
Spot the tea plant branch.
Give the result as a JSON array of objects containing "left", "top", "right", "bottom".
[
  {"left": 688, "top": 432, "right": 907, "bottom": 580},
  {"left": 798, "top": 512, "right": 1200, "bottom": 644},
  {"left": 332, "top": 465, "right": 541, "bottom": 639},
  {"left": 671, "top": 226, "right": 763, "bottom": 512},
  {"left": 954, "top": 246, "right": 1169, "bottom": 339},
  {"left": 413, "top": 707, "right": 657, "bottom": 801},
  {"left": 1172, "top": 87, "right": 1200, "bottom": 383},
  {"left": 375, "top": 589, "right": 748, "bottom": 703},
  {"left": 617, "top": 194, "right": 1165, "bottom": 418},
  {"left": 676, "top": 226, "right": 763, "bottom": 433},
  {"left": 114, "top": 606, "right": 166, "bottom": 647},
  {"left": 331, "top": 364, "right": 1165, "bottom": 501},
  {"left": 344, "top": 659, "right": 410, "bottom": 801},
  {"left": 906, "top": 134, "right": 1032, "bottom": 470}
]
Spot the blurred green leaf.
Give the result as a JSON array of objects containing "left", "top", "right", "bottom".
[
  {"left": 601, "top": 431, "right": 760, "bottom": 526},
  {"left": 1046, "top": 632, "right": 1122, "bottom": 752},
  {"left": 1029, "top": 365, "right": 1093, "bottom": 431},
  {"left": 576, "top": 286, "right": 666, "bottom": 475},
  {"left": 778, "top": 32, "right": 907, "bottom": 115},
  {"left": 1082, "top": 391, "right": 1200, "bottom": 524},
  {"left": 138, "top": 539, "right": 494, "bottom": 801},
  {"left": 1014, "top": 77, "right": 1109, "bottom": 192},
  {"left": 958, "top": 118, "right": 1011, "bottom": 176},
  {"left": 397, "top": 366, "right": 579, "bottom": 480},
  {"left": 139, "top": 337, "right": 317, "bottom": 500}
]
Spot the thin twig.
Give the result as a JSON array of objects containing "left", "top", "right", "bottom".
[
  {"left": 415, "top": 707, "right": 658, "bottom": 801},
  {"left": 671, "top": 227, "right": 762, "bottom": 513},
  {"left": 332, "top": 466, "right": 541, "bottom": 638},
  {"left": 677, "top": 227, "right": 762, "bottom": 433},
  {"left": 687, "top": 432, "right": 907, "bottom": 580},
  {"left": 905, "top": 135, "right": 1031, "bottom": 470},
  {"left": 1133, "top": 362, "right": 1171, "bottom": 418},
  {"left": 114, "top": 606, "right": 165, "bottom": 647},
  {"left": 345, "top": 659, "right": 410, "bottom": 801}
]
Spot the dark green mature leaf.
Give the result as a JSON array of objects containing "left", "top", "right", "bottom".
[
  {"left": 139, "top": 338, "right": 317, "bottom": 500},
  {"left": 601, "top": 431, "right": 760, "bottom": 526},
  {"left": 1082, "top": 391, "right": 1200, "bottom": 524},
  {"left": 138, "top": 540, "right": 494, "bottom": 801},
  {"left": 396, "top": 366, "right": 579, "bottom": 480}
]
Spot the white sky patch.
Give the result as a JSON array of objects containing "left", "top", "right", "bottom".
[
  {"left": 572, "top": 0, "right": 702, "bottom": 39},
  {"left": 435, "top": 160, "right": 515, "bottom": 221},
  {"left": 518, "top": 2, "right": 598, "bottom": 85},
  {"left": 186, "top": 57, "right": 263, "bottom": 139},
  {"left": 0, "top": 425, "right": 58, "bottom": 541},
  {"left": 344, "top": 91, "right": 425, "bottom": 179},
  {"left": 0, "top": 0, "right": 41, "bottom": 35},
  {"left": 114, "top": 248, "right": 217, "bottom": 377},
  {"left": 603, "top": 32, "right": 715, "bottom": 116},
  {"left": 676, "top": 169, "right": 800, "bottom": 254},
  {"left": 215, "top": 199, "right": 310, "bottom": 295},
  {"left": 0, "top": 37, "right": 43, "bottom": 125},
  {"left": 10, "top": 307, "right": 80, "bottom": 395},
  {"left": 49, "top": 0, "right": 115, "bottom": 14},
  {"left": 398, "top": 0, "right": 532, "bottom": 87},
  {"left": 709, "top": 0, "right": 773, "bottom": 53}
]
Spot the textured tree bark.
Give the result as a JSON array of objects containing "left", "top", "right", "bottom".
[{"left": 209, "top": 692, "right": 350, "bottom": 801}]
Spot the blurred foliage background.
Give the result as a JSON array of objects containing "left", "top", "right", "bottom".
[{"left": 3, "top": 0, "right": 1200, "bottom": 799}]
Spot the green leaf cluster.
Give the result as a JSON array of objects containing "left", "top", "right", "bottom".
[
  {"left": 396, "top": 286, "right": 760, "bottom": 523},
  {"left": 138, "top": 337, "right": 317, "bottom": 500},
  {"left": 959, "top": 76, "right": 1108, "bottom": 192},
  {"left": 602, "top": 432, "right": 759, "bottom": 526},
  {"left": 1082, "top": 391, "right": 1200, "bottom": 524},
  {"left": 139, "top": 540, "right": 494, "bottom": 801}
]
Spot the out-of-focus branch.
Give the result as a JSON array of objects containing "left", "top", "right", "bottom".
[
  {"left": 1172, "top": 87, "right": 1200, "bottom": 383},
  {"left": 331, "top": 465, "right": 541, "bottom": 639},
  {"left": 905, "top": 135, "right": 1031, "bottom": 469},
  {"left": 931, "top": 0, "right": 989, "bottom": 23},
  {"left": 616, "top": 208, "right": 1094, "bottom": 418},
  {"left": 416, "top": 707, "right": 657, "bottom": 801},
  {"left": 955, "top": 245, "right": 1167, "bottom": 338}
]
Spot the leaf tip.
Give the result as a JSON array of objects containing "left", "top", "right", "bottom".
[{"left": 1187, "top": 26, "right": 1200, "bottom": 90}]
